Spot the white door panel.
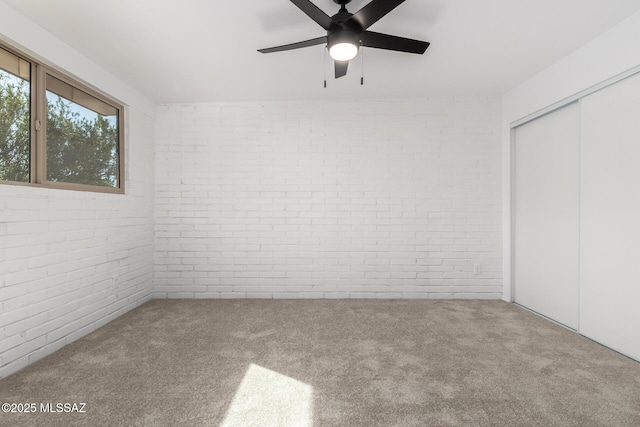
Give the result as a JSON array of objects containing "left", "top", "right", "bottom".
[
  {"left": 580, "top": 72, "right": 640, "bottom": 361},
  {"left": 514, "top": 102, "right": 580, "bottom": 329}
]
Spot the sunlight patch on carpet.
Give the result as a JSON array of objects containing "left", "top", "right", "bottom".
[{"left": 220, "top": 364, "right": 313, "bottom": 427}]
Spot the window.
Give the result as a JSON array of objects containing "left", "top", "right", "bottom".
[
  {"left": 0, "top": 43, "right": 124, "bottom": 192},
  {"left": 0, "top": 46, "right": 30, "bottom": 183}
]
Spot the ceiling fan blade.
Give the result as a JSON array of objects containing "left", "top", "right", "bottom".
[
  {"left": 258, "top": 36, "right": 327, "bottom": 54},
  {"left": 361, "top": 31, "right": 430, "bottom": 54},
  {"left": 290, "top": 0, "right": 334, "bottom": 30},
  {"left": 350, "top": 0, "right": 405, "bottom": 30},
  {"left": 335, "top": 60, "right": 348, "bottom": 78}
]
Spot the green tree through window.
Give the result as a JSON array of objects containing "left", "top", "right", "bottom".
[
  {"left": 0, "top": 70, "right": 30, "bottom": 182},
  {"left": 1, "top": 43, "right": 123, "bottom": 192},
  {"left": 46, "top": 90, "right": 118, "bottom": 187}
]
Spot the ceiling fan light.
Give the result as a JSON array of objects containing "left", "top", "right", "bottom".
[
  {"left": 329, "top": 42, "right": 358, "bottom": 61},
  {"left": 328, "top": 29, "right": 360, "bottom": 61}
]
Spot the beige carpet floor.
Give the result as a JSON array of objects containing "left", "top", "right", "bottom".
[{"left": 1, "top": 300, "right": 639, "bottom": 426}]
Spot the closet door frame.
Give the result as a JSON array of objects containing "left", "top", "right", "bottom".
[
  {"left": 508, "top": 66, "right": 640, "bottom": 361},
  {"left": 509, "top": 65, "right": 640, "bottom": 303}
]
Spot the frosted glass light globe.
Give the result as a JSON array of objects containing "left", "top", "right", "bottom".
[{"left": 329, "top": 43, "right": 358, "bottom": 61}]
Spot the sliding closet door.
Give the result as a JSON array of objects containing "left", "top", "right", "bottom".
[
  {"left": 580, "top": 72, "right": 640, "bottom": 361},
  {"left": 513, "top": 103, "right": 580, "bottom": 329}
]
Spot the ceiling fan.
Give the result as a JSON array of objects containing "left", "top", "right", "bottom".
[{"left": 258, "top": 0, "right": 430, "bottom": 79}]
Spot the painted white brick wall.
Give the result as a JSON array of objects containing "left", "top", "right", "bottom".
[
  {"left": 154, "top": 98, "right": 502, "bottom": 299},
  {"left": 0, "top": 107, "right": 155, "bottom": 379}
]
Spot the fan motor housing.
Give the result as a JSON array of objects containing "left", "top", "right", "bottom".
[{"left": 327, "top": 28, "right": 360, "bottom": 49}]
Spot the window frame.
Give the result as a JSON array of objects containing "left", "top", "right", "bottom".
[{"left": 0, "top": 42, "right": 125, "bottom": 194}]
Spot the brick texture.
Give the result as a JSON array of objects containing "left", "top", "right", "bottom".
[
  {"left": 0, "top": 108, "right": 155, "bottom": 378},
  {"left": 153, "top": 98, "right": 502, "bottom": 299}
]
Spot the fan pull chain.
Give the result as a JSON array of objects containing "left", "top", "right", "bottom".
[
  {"left": 360, "top": 44, "right": 364, "bottom": 85},
  {"left": 323, "top": 47, "right": 327, "bottom": 88}
]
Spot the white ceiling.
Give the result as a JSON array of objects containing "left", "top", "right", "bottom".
[{"left": 5, "top": 0, "right": 640, "bottom": 103}]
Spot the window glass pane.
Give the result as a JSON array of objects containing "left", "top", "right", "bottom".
[
  {"left": 46, "top": 74, "right": 119, "bottom": 187},
  {"left": 0, "top": 46, "right": 30, "bottom": 182}
]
